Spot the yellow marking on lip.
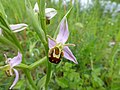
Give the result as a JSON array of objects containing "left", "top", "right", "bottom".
[{"left": 53, "top": 47, "right": 61, "bottom": 58}]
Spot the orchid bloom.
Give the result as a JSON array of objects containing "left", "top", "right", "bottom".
[
  {"left": 33, "top": 2, "right": 57, "bottom": 20},
  {"left": 48, "top": 17, "right": 78, "bottom": 64},
  {"left": 1, "top": 52, "right": 22, "bottom": 89},
  {"left": 0, "top": 23, "right": 28, "bottom": 35}
]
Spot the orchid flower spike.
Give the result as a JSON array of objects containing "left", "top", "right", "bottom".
[
  {"left": 3, "top": 52, "right": 22, "bottom": 89},
  {"left": 33, "top": 2, "right": 57, "bottom": 20},
  {"left": 0, "top": 23, "right": 28, "bottom": 35},
  {"left": 48, "top": 17, "right": 78, "bottom": 64}
]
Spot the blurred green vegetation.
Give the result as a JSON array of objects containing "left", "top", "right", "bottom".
[{"left": 0, "top": 0, "right": 120, "bottom": 90}]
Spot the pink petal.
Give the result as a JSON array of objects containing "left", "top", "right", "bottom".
[
  {"left": 45, "top": 8, "right": 57, "bottom": 20},
  {"left": 10, "top": 23, "right": 28, "bottom": 32},
  {"left": 0, "top": 28, "right": 2, "bottom": 35},
  {"left": 48, "top": 37, "right": 56, "bottom": 49},
  {"left": 10, "top": 52, "right": 22, "bottom": 68},
  {"left": 63, "top": 46, "right": 78, "bottom": 64},
  {"left": 33, "top": 2, "right": 39, "bottom": 13},
  {"left": 9, "top": 68, "right": 19, "bottom": 89},
  {"left": 56, "top": 17, "right": 69, "bottom": 44}
]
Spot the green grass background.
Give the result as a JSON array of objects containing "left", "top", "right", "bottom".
[{"left": 0, "top": 0, "right": 120, "bottom": 90}]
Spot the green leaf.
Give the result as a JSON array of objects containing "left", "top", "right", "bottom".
[
  {"left": 116, "top": 30, "right": 120, "bottom": 42},
  {"left": 0, "top": 1, "right": 7, "bottom": 19},
  {"left": 55, "top": 77, "right": 68, "bottom": 88},
  {"left": 0, "top": 14, "right": 22, "bottom": 52},
  {"left": 92, "top": 71, "right": 104, "bottom": 87},
  {"left": 37, "top": 75, "right": 46, "bottom": 89},
  {"left": 75, "top": 22, "right": 84, "bottom": 28},
  {"left": 13, "top": 79, "right": 25, "bottom": 90},
  {"left": 0, "top": 35, "right": 18, "bottom": 50},
  {"left": 0, "top": 13, "right": 9, "bottom": 29}
]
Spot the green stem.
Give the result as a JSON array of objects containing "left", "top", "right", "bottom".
[
  {"left": 38, "top": 0, "right": 52, "bottom": 89},
  {"left": 21, "top": 51, "right": 38, "bottom": 90},
  {"left": 16, "top": 63, "right": 38, "bottom": 90},
  {"left": 45, "top": 61, "right": 51, "bottom": 90},
  {"left": 29, "top": 56, "right": 47, "bottom": 70},
  {"left": 16, "top": 57, "right": 47, "bottom": 70},
  {"left": 25, "top": 0, "right": 47, "bottom": 47},
  {"left": 75, "top": 0, "right": 79, "bottom": 21},
  {"left": 16, "top": 63, "right": 29, "bottom": 69},
  {"left": 38, "top": 0, "right": 46, "bottom": 34}
]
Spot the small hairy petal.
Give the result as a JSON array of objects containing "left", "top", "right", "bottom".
[
  {"left": 9, "top": 68, "right": 19, "bottom": 89},
  {"left": 48, "top": 38, "right": 56, "bottom": 49},
  {"left": 63, "top": 46, "right": 78, "bottom": 64},
  {"left": 56, "top": 17, "right": 69, "bottom": 44},
  {"left": 10, "top": 52, "right": 22, "bottom": 68},
  {"left": 10, "top": 23, "right": 28, "bottom": 32},
  {"left": 45, "top": 8, "right": 57, "bottom": 20}
]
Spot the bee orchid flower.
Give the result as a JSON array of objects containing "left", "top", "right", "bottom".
[
  {"left": 0, "top": 52, "right": 22, "bottom": 89},
  {"left": 33, "top": 2, "right": 57, "bottom": 20},
  {"left": 48, "top": 17, "right": 78, "bottom": 64},
  {"left": 0, "top": 23, "right": 28, "bottom": 35}
]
